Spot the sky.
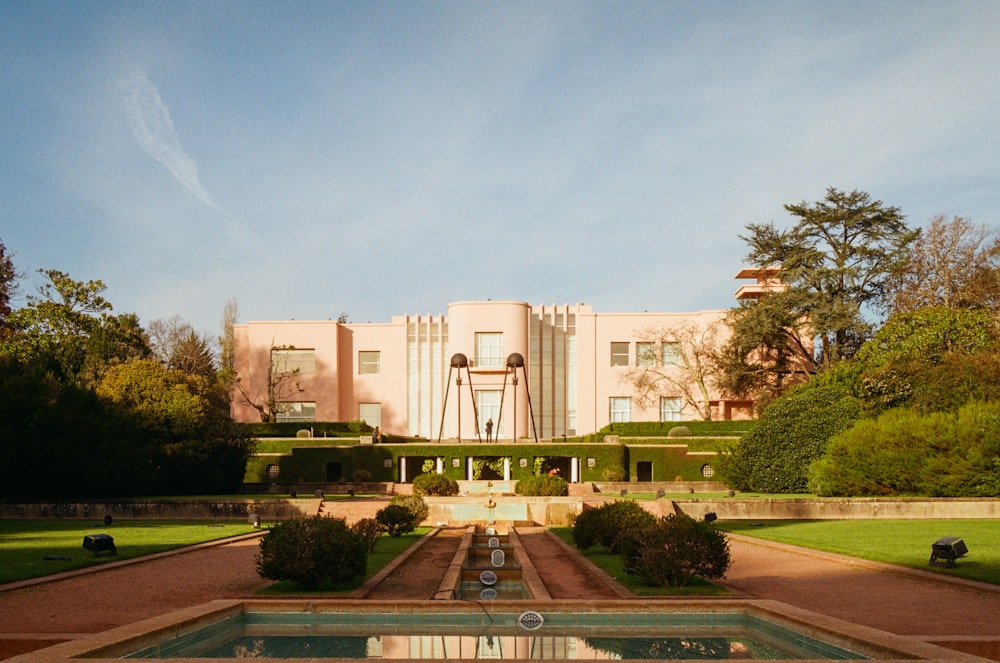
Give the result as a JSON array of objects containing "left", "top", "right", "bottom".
[{"left": 2, "top": 1, "right": 999, "bottom": 337}]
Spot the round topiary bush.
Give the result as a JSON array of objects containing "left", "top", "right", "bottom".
[
  {"left": 667, "top": 426, "right": 691, "bottom": 437},
  {"left": 256, "top": 515, "right": 367, "bottom": 589},
  {"left": 572, "top": 499, "right": 655, "bottom": 553},
  {"left": 389, "top": 494, "right": 429, "bottom": 525},
  {"left": 412, "top": 472, "right": 459, "bottom": 496},
  {"left": 376, "top": 504, "right": 419, "bottom": 536},
  {"left": 601, "top": 466, "right": 626, "bottom": 481}
]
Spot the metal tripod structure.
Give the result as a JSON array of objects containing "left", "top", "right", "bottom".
[
  {"left": 436, "top": 353, "right": 482, "bottom": 443},
  {"left": 497, "top": 352, "right": 539, "bottom": 443}
]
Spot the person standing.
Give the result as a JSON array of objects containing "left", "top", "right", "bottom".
[
  {"left": 485, "top": 418, "right": 493, "bottom": 443},
  {"left": 372, "top": 426, "right": 380, "bottom": 444}
]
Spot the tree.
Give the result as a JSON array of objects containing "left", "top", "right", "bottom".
[
  {"left": 148, "top": 316, "right": 216, "bottom": 378},
  {"left": 851, "top": 307, "right": 1000, "bottom": 416},
  {"left": 741, "top": 188, "right": 918, "bottom": 368},
  {"left": 620, "top": 319, "right": 724, "bottom": 420},
  {"left": 0, "top": 239, "right": 21, "bottom": 339},
  {"left": 2, "top": 269, "right": 125, "bottom": 382},
  {"left": 218, "top": 298, "right": 238, "bottom": 385},
  {"left": 886, "top": 215, "right": 1000, "bottom": 313},
  {"left": 97, "top": 358, "right": 253, "bottom": 494},
  {"left": 715, "top": 288, "right": 815, "bottom": 406}
]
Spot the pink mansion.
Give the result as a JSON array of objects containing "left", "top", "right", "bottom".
[{"left": 231, "top": 270, "right": 782, "bottom": 438}]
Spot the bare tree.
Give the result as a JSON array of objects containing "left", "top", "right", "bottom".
[
  {"left": 887, "top": 215, "right": 1000, "bottom": 314},
  {"left": 147, "top": 316, "right": 216, "bottom": 378},
  {"left": 620, "top": 319, "right": 725, "bottom": 421},
  {"left": 218, "top": 298, "right": 238, "bottom": 384},
  {"left": 234, "top": 342, "right": 305, "bottom": 423}
]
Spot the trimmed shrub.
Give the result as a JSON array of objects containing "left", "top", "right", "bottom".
[
  {"left": 601, "top": 466, "right": 626, "bottom": 481},
  {"left": 412, "top": 473, "right": 459, "bottom": 496},
  {"left": 351, "top": 469, "right": 373, "bottom": 482},
  {"left": 720, "top": 383, "right": 860, "bottom": 493},
  {"left": 808, "top": 401, "right": 1000, "bottom": 497},
  {"left": 376, "top": 504, "right": 419, "bottom": 537},
  {"left": 351, "top": 517, "right": 386, "bottom": 553},
  {"left": 389, "top": 494, "right": 429, "bottom": 524},
  {"left": 515, "top": 475, "right": 569, "bottom": 496},
  {"left": 572, "top": 500, "right": 656, "bottom": 554},
  {"left": 256, "top": 516, "right": 367, "bottom": 589},
  {"left": 667, "top": 426, "right": 691, "bottom": 437},
  {"left": 620, "top": 514, "right": 731, "bottom": 587}
]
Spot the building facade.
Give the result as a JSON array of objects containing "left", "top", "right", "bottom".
[{"left": 231, "top": 272, "right": 780, "bottom": 437}]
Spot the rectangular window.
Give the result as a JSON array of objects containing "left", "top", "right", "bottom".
[
  {"left": 610, "top": 397, "right": 631, "bottom": 423},
  {"left": 359, "top": 402, "right": 382, "bottom": 428},
  {"left": 271, "top": 348, "right": 315, "bottom": 374},
  {"left": 636, "top": 342, "right": 657, "bottom": 367},
  {"left": 275, "top": 402, "right": 315, "bottom": 422},
  {"left": 663, "top": 342, "right": 681, "bottom": 366},
  {"left": 475, "top": 332, "right": 504, "bottom": 369},
  {"left": 610, "top": 342, "right": 630, "bottom": 367},
  {"left": 660, "top": 397, "right": 682, "bottom": 422},
  {"left": 358, "top": 350, "right": 381, "bottom": 374}
]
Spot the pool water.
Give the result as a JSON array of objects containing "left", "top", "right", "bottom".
[{"left": 125, "top": 611, "right": 867, "bottom": 660}]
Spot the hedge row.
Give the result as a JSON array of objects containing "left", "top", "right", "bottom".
[
  {"left": 244, "top": 442, "right": 720, "bottom": 484},
  {"left": 598, "top": 421, "right": 751, "bottom": 436},
  {"left": 242, "top": 421, "right": 372, "bottom": 438}
]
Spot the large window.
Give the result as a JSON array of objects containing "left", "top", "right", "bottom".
[
  {"left": 660, "top": 397, "right": 682, "bottom": 422},
  {"left": 275, "top": 401, "right": 315, "bottom": 422},
  {"left": 610, "top": 342, "right": 630, "bottom": 367},
  {"left": 663, "top": 342, "right": 681, "bottom": 366},
  {"left": 610, "top": 397, "right": 631, "bottom": 423},
  {"left": 636, "top": 342, "right": 657, "bottom": 367},
  {"left": 359, "top": 402, "right": 381, "bottom": 428},
  {"left": 271, "top": 348, "right": 315, "bottom": 374},
  {"left": 359, "top": 351, "right": 381, "bottom": 374},
  {"left": 475, "top": 332, "right": 504, "bottom": 369}
]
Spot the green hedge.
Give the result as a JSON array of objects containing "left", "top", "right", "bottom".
[
  {"left": 244, "top": 442, "right": 726, "bottom": 484},
  {"left": 242, "top": 420, "right": 371, "bottom": 438},
  {"left": 598, "top": 421, "right": 751, "bottom": 437}
]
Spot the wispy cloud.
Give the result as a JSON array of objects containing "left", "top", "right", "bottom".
[{"left": 120, "top": 67, "right": 221, "bottom": 211}]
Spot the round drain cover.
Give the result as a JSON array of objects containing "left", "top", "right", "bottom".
[
  {"left": 491, "top": 549, "right": 506, "bottom": 567},
  {"left": 480, "top": 570, "right": 498, "bottom": 585},
  {"left": 480, "top": 587, "right": 498, "bottom": 600},
  {"left": 518, "top": 611, "right": 544, "bottom": 630}
]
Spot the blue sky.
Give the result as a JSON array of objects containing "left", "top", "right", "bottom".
[{"left": 2, "top": 1, "right": 999, "bottom": 336}]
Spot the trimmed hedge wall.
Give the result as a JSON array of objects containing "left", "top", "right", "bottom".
[
  {"left": 597, "top": 421, "right": 751, "bottom": 436},
  {"left": 242, "top": 421, "right": 371, "bottom": 438},
  {"left": 243, "top": 442, "right": 721, "bottom": 484}
]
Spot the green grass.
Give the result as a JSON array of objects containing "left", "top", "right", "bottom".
[
  {"left": 256, "top": 527, "right": 431, "bottom": 595},
  {"left": 718, "top": 519, "right": 1000, "bottom": 585},
  {"left": 548, "top": 527, "right": 730, "bottom": 596},
  {"left": 0, "top": 520, "right": 261, "bottom": 585}
]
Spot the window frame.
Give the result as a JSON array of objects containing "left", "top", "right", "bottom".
[
  {"left": 609, "top": 396, "right": 632, "bottom": 423},
  {"left": 610, "top": 342, "right": 630, "bottom": 367},
  {"left": 358, "top": 350, "right": 381, "bottom": 375}
]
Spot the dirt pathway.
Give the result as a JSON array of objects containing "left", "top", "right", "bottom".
[
  {"left": 516, "top": 528, "right": 623, "bottom": 599},
  {"left": 363, "top": 528, "right": 465, "bottom": 600}
]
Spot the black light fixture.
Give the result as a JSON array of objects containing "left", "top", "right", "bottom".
[
  {"left": 930, "top": 537, "right": 968, "bottom": 567},
  {"left": 83, "top": 533, "right": 117, "bottom": 556}
]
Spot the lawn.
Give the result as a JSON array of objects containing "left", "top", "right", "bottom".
[
  {"left": 718, "top": 519, "right": 1000, "bottom": 585},
  {"left": 0, "top": 520, "right": 261, "bottom": 585}
]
